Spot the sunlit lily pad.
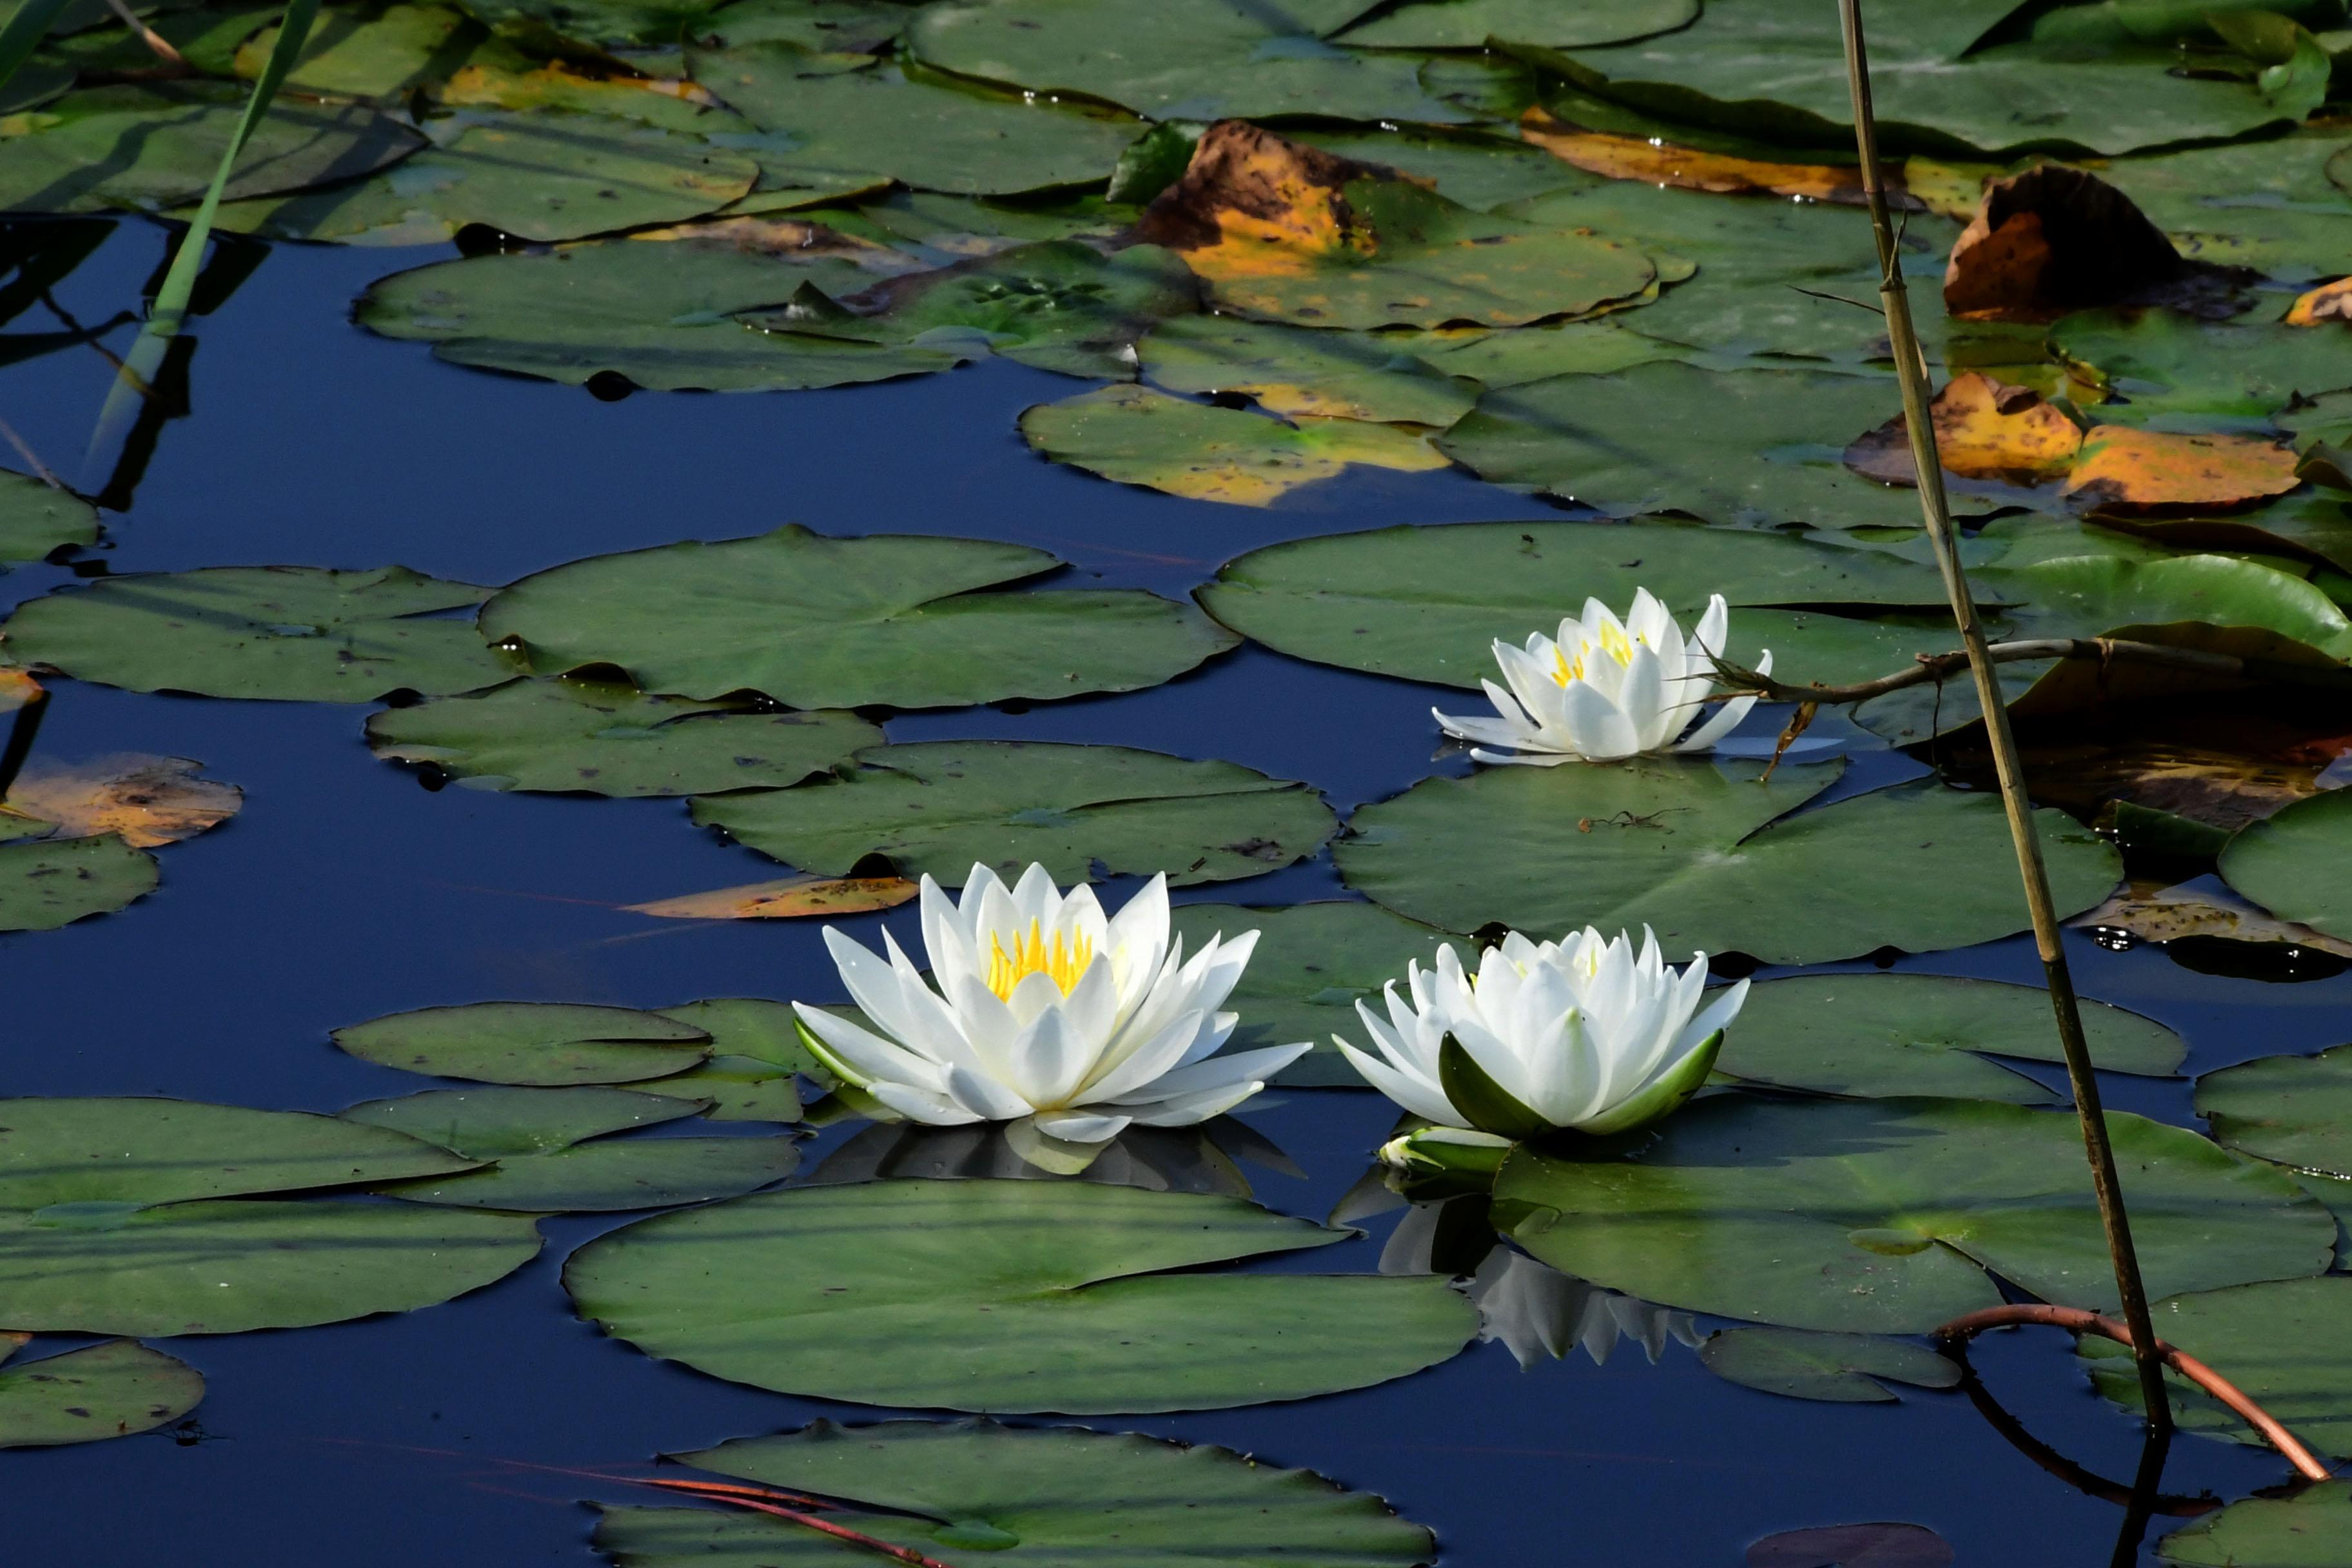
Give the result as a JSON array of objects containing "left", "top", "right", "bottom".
[
  {"left": 478, "top": 525, "right": 1237, "bottom": 707},
  {"left": 635, "top": 997, "right": 830, "bottom": 1121},
  {"left": 1, "top": 566, "right": 519, "bottom": 703},
  {"left": 364, "top": 678, "right": 881, "bottom": 796},
  {"left": 373, "top": 1132, "right": 800, "bottom": 1211},
  {"left": 1197, "top": 519, "right": 1954, "bottom": 689},
  {"left": 0, "top": 469, "right": 96, "bottom": 562},
  {"left": 1720, "top": 974, "right": 2185, "bottom": 1104},
  {"left": 1021, "top": 386, "right": 1447, "bottom": 505},
  {"left": 1169, "top": 900, "right": 1447, "bottom": 1085},
  {"left": 908, "top": 0, "right": 1459, "bottom": 123},
  {"left": 1336, "top": 761, "right": 2121, "bottom": 966},
  {"left": 2081, "top": 1277, "right": 2352, "bottom": 1460},
  {"left": 341, "top": 1085, "right": 701, "bottom": 1157},
  {"left": 0, "top": 1340, "right": 204, "bottom": 1448},
  {"left": 2157, "top": 1481, "right": 2352, "bottom": 1566},
  {"left": 1139, "top": 313, "right": 1478, "bottom": 426},
  {"left": 237, "top": 1, "right": 480, "bottom": 99},
  {"left": 692, "top": 740, "right": 1336, "bottom": 887},
  {"left": 1440, "top": 362, "right": 1921, "bottom": 529},
  {"left": 0, "top": 82, "right": 422, "bottom": 213},
  {"left": 565, "top": 1177, "right": 1475, "bottom": 1411},
  {"left": 1289, "top": 126, "right": 1597, "bottom": 213},
  {"left": 1338, "top": 0, "right": 1693, "bottom": 48},
  {"left": 596, "top": 1418, "right": 1436, "bottom": 1566},
  {"left": 1494, "top": 1095, "right": 2332, "bottom": 1334},
  {"left": 332, "top": 1002, "right": 714, "bottom": 1086},
  {"left": 2219, "top": 790, "right": 2352, "bottom": 943},
  {"left": 2196, "top": 1045, "right": 2352, "bottom": 1179},
  {"left": 2049, "top": 308, "right": 2352, "bottom": 429},
  {"left": 0, "top": 834, "right": 159, "bottom": 932},
  {"left": 1699, "top": 1326, "right": 1959, "bottom": 1404}
]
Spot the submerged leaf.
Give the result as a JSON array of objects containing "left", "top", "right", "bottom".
[
  {"left": 1701, "top": 1327, "right": 1959, "bottom": 1404},
  {"left": 1748, "top": 1522, "right": 1954, "bottom": 1567}
]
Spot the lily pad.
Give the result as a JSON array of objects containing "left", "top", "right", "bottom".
[
  {"left": 0, "top": 82, "right": 422, "bottom": 213},
  {"left": 0, "top": 1340, "right": 204, "bottom": 1448},
  {"left": 1699, "top": 1326, "right": 1959, "bottom": 1404},
  {"left": 595, "top": 1418, "right": 1436, "bottom": 1567},
  {"left": 1, "top": 566, "right": 519, "bottom": 703},
  {"left": 1021, "top": 386, "right": 1447, "bottom": 505},
  {"left": 477, "top": 525, "right": 1237, "bottom": 708},
  {"left": 2196, "top": 1045, "right": 2352, "bottom": 1179},
  {"left": 1139, "top": 313, "right": 1478, "bottom": 426},
  {"left": 639, "top": 997, "right": 831, "bottom": 1120},
  {"left": 2049, "top": 308, "right": 2352, "bottom": 430},
  {"left": 2157, "top": 1482, "right": 2352, "bottom": 1566},
  {"left": 2081, "top": 1276, "right": 2352, "bottom": 1459},
  {"left": 0, "top": 835, "right": 159, "bottom": 932},
  {"left": 373, "top": 1132, "right": 800, "bottom": 1211},
  {"left": 1720, "top": 973, "right": 2186, "bottom": 1104},
  {"left": 1338, "top": 0, "right": 1694, "bottom": 49},
  {"left": 908, "top": 0, "right": 1460, "bottom": 123},
  {"left": 364, "top": 678, "right": 881, "bottom": 796},
  {"left": 1289, "top": 126, "right": 1598, "bottom": 212},
  {"left": 236, "top": 1, "right": 479, "bottom": 99},
  {"left": 564, "top": 1177, "right": 1476, "bottom": 1411},
  {"left": 1439, "top": 362, "right": 1923, "bottom": 530},
  {"left": 1168, "top": 900, "right": 1447, "bottom": 1086},
  {"left": 331, "top": 1002, "right": 714, "bottom": 1086},
  {"left": 0, "top": 469, "right": 96, "bottom": 562},
  {"left": 700, "top": 0, "right": 917, "bottom": 54},
  {"left": 2101, "top": 128, "right": 2352, "bottom": 282},
  {"left": 692, "top": 740, "right": 1337, "bottom": 887},
  {"left": 2, "top": 756, "right": 242, "bottom": 848},
  {"left": 1336, "top": 761, "right": 2121, "bottom": 966},
  {"left": 1197, "top": 518, "right": 1954, "bottom": 689},
  {"left": 340, "top": 1085, "right": 701, "bottom": 1158},
  {"left": 1494, "top": 1095, "right": 2332, "bottom": 1333},
  {"left": 2219, "top": 789, "right": 2352, "bottom": 943}
]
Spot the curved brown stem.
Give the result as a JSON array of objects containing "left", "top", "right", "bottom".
[
  {"left": 1708, "top": 638, "right": 2352, "bottom": 709},
  {"left": 1935, "top": 1304, "right": 2333, "bottom": 1482}
]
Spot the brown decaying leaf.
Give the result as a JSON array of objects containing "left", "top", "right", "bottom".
[
  {"left": 1134, "top": 120, "right": 1377, "bottom": 277},
  {"left": 2019, "top": 740, "right": 2318, "bottom": 834},
  {"left": 627, "top": 874, "right": 917, "bottom": 920},
  {"left": 2286, "top": 275, "right": 2352, "bottom": 326},
  {"left": 1845, "top": 371, "right": 2083, "bottom": 487},
  {"left": 2070, "top": 878, "right": 2352, "bottom": 958},
  {"left": 1943, "top": 165, "right": 2193, "bottom": 322},
  {"left": 0, "top": 669, "right": 41, "bottom": 715},
  {"left": 1518, "top": 108, "right": 1906, "bottom": 207},
  {"left": 2062, "top": 426, "right": 2301, "bottom": 514},
  {"left": 3, "top": 755, "right": 241, "bottom": 848},
  {"left": 1746, "top": 1521, "right": 1953, "bottom": 1568}
]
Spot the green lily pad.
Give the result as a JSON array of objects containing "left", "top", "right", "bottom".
[
  {"left": 332, "top": 1002, "right": 714, "bottom": 1086},
  {"left": 1289, "top": 126, "right": 1598, "bottom": 212},
  {"left": 692, "top": 740, "right": 1337, "bottom": 887},
  {"left": 340, "top": 1085, "right": 701, "bottom": 1158},
  {"left": 0, "top": 834, "right": 159, "bottom": 932},
  {"left": 1167, "top": 901, "right": 1449, "bottom": 1086},
  {"left": 1440, "top": 362, "right": 1922, "bottom": 529},
  {"left": 0, "top": 1097, "right": 478, "bottom": 1208},
  {"left": 2157, "top": 1481, "right": 2352, "bottom": 1566},
  {"left": 2082, "top": 1276, "right": 2352, "bottom": 1459},
  {"left": 0, "top": 82, "right": 422, "bottom": 213},
  {"left": 364, "top": 678, "right": 882, "bottom": 797},
  {"left": 374, "top": 1132, "right": 801, "bottom": 1211},
  {"left": 239, "top": 1, "right": 478, "bottom": 99},
  {"left": 564, "top": 1177, "right": 1476, "bottom": 1411},
  {"left": 1698, "top": 1326, "right": 1959, "bottom": 1403},
  {"left": 1494, "top": 1095, "right": 2332, "bottom": 1334},
  {"left": 700, "top": 0, "right": 917, "bottom": 54},
  {"left": 2219, "top": 789, "right": 2352, "bottom": 943},
  {"left": 0, "top": 1340, "right": 204, "bottom": 1448},
  {"left": 595, "top": 1418, "right": 1436, "bottom": 1567},
  {"left": 1720, "top": 973, "right": 2186, "bottom": 1104},
  {"left": 616, "top": 1055, "right": 807, "bottom": 1121},
  {"left": 2197, "top": 1044, "right": 2352, "bottom": 1179},
  {"left": 1197, "top": 518, "right": 1955, "bottom": 689},
  {"left": 2049, "top": 308, "right": 2352, "bottom": 430},
  {"left": 1021, "top": 386, "right": 1447, "bottom": 505},
  {"left": 1139, "top": 314, "right": 1477, "bottom": 426},
  {"left": 452, "top": 0, "right": 717, "bottom": 44},
  {"left": 1336, "top": 761, "right": 2121, "bottom": 966},
  {"left": 357, "top": 237, "right": 949, "bottom": 391},
  {"left": 689, "top": 50, "right": 1144, "bottom": 195},
  {"left": 1402, "top": 318, "right": 1688, "bottom": 388},
  {"left": 213, "top": 110, "right": 760, "bottom": 245},
  {"left": 477, "top": 525, "right": 1238, "bottom": 708},
  {"left": 640, "top": 997, "right": 832, "bottom": 1121},
  {"left": 908, "top": 0, "right": 1461, "bottom": 124},
  {"left": 1, "top": 566, "right": 519, "bottom": 703},
  {"left": 0, "top": 469, "right": 96, "bottom": 562},
  {"left": 2101, "top": 128, "right": 2352, "bottom": 282},
  {"left": 0, "top": 1199, "right": 542, "bottom": 1335},
  {"left": 1338, "top": 0, "right": 1694, "bottom": 49}
]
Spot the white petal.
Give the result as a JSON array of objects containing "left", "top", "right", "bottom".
[
  {"left": 1030, "top": 1108, "right": 1133, "bottom": 1142},
  {"left": 790, "top": 1001, "right": 948, "bottom": 1093},
  {"left": 868, "top": 1079, "right": 986, "bottom": 1126}
]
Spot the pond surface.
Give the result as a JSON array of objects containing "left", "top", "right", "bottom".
[{"left": 1, "top": 213, "right": 2343, "bottom": 1566}]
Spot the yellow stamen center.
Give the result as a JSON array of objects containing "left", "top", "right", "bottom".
[
  {"left": 1549, "top": 624, "right": 1638, "bottom": 687},
  {"left": 985, "top": 919, "right": 1094, "bottom": 1001}
]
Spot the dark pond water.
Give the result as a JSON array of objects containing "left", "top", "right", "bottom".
[{"left": 1, "top": 217, "right": 2338, "bottom": 1566}]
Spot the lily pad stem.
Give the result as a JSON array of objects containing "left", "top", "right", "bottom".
[
  {"left": 1935, "top": 1304, "right": 2331, "bottom": 1482},
  {"left": 1836, "top": 0, "right": 2173, "bottom": 1431},
  {"left": 1707, "top": 636, "right": 2352, "bottom": 707}
]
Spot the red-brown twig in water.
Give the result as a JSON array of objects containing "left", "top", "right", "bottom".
[
  {"left": 636, "top": 1478, "right": 959, "bottom": 1567},
  {"left": 1935, "top": 1304, "right": 2332, "bottom": 1482}
]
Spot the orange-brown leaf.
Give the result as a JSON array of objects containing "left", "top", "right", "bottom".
[
  {"left": 0, "top": 669, "right": 41, "bottom": 714},
  {"left": 2286, "top": 275, "right": 2352, "bottom": 326},
  {"left": 1520, "top": 109, "right": 1885, "bottom": 205},
  {"left": 1943, "top": 165, "right": 2183, "bottom": 322},
  {"left": 4, "top": 754, "right": 241, "bottom": 848},
  {"left": 2063, "top": 426, "right": 2301, "bottom": 514},
  {"left": 1134, "top": 120, "right": 1380, "bottom": 282},
  {"left": 627, "top": 874, "right": 918, "bottom": 920},
  {"left": 1845, "top": 372, "right": 2083, "bottom": 487}
]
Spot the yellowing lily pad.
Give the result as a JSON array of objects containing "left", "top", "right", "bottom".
[
  {"left": 1845, "top": 372, "right": 2084, "bottom": 488},
  {"left": 2063, "top": 426, "right": 2303, "bottom": 514}
]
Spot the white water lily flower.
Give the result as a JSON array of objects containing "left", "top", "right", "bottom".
[
  {"left": 792, "top": 863, "right": 1310, "bottom": 1145},
  {"left": 1338, "top": 926, "right": 1746, "bottom": 1146},
  {"left": 1433, "top": 589, "right": 1769, "bottom": 764}
]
